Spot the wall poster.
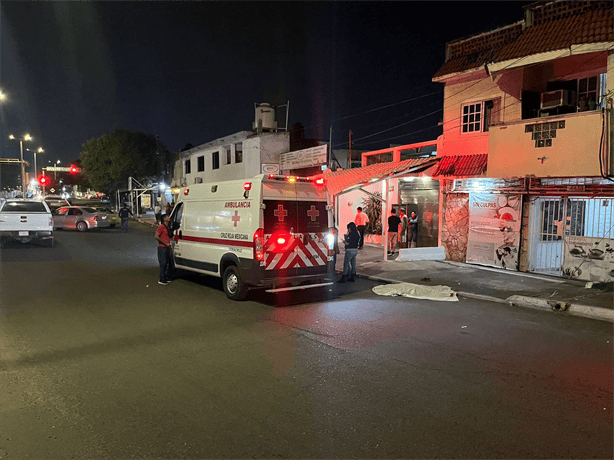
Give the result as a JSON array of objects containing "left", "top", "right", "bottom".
[
  {"left": 467, "top": 193, "right": 522, "bottom": 270},
  {"left": 562, "top": 235, "right": 614, "bottom": 283}
]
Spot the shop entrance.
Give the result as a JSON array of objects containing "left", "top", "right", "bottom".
[{"left": 397, "top": 180, "right": 439, "bottom": 248}]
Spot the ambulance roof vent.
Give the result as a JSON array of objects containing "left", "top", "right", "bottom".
[{"left": 253, "top": 103, "right": 278, "bottom": 134}]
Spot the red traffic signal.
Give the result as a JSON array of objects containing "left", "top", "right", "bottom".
[
  {"left": 38, "top": 175, "right": 49, "bottom": 185},
  {"left": 69, "top": 165, "right": 80, "bottom": 174}
]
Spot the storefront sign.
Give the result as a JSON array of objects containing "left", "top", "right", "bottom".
[
  {"left": 466, "top": 193, "right": 522, "bottom": 270},
  {"left": 280, "top": 145, "right": 327, "bottom": 170}
]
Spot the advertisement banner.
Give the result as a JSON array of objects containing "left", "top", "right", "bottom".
[
  {"left": 562, "top": 235, "right": 614, "bottom": 282},
  {"left": 141, "top": 194, "right": 151, "bottom": 209},
  {"left": 467, "top": 193, "right": 522, "bottom": 269}
]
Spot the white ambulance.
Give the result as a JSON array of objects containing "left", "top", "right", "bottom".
[{"left": 168, "top": 174, "right": 336, "bottom": 300}]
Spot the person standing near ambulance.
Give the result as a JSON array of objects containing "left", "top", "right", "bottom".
[
  {"left": 155, "top": 214, "right": 173, "bottom": 285},
  {"left": 354, "top": 207, "right": 369, "bottom": 250}
]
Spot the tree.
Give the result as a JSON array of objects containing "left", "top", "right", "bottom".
[{"left": 80, "top": 129, "right": 171, "bottom": 195}]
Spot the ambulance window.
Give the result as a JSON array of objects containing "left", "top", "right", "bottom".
[{"left": 171, "top": 203, "right": 183, "bottom": 229}]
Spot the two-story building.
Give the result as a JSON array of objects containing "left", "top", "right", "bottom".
[
  {"left": 432, "top": 0, "right": 613, "bottom": 282},
  {"left": 172, "top": 103, "right": 291, "bottom": 188}
]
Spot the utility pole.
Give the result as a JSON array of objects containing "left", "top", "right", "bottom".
[
  {"left": 329, "top": 125, "right": 333, "bottom": 170},
  {"left": 349, "top": 130, "right": 353, "bottom": 169}
]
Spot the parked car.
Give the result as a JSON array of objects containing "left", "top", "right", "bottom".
[
  {"left": 0, "top": 199, "right": 54, "bottom": 247},
  {"left": 53, "top": 206, "right": 110, "bottom": 231},
  {"left": 43, "top": 196, "right": 71, "bottom": 213},
  {"left": 90, "top": 206, "right": 120, "bottom": 228}
]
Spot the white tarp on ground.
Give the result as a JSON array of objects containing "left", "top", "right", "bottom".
[{"left": 372, "top": 283, "right": 459, "bottom": 301}]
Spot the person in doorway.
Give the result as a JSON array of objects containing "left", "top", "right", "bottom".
[
  {"left": 387, "top": 208, "right": 401, "bottom": 256},
  {"left": 118, "top": 204, "right": 133, "bottom": 233},
  {"left": 354, "top": 207, "right": 369, "bottom": 250},
  {"left": 155, "top": 214, "right": 173, "bottom": 285},
  {"left": 409, "top": 211, "right": 419, "bottom": 248},
  {"left": 399, "top": 209, "right": 409, "bottom": 248},
  {"left": 154, "top": 202, "right": 162, "bottom": 225},
  {"left": 339, "top": 222, "right": 360, "bottom": 283}
]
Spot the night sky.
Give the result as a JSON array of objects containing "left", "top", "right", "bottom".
[{"left": 0, "top": 1, "right": 533, "bottom": 168}]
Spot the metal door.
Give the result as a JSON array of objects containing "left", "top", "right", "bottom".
[{"left": 528, "top": 196, "right": 614, "bottom": 276}]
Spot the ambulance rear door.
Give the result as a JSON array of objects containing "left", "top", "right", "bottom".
[{"left": 262, "top": 176, "right": 330, "bottom": 284}]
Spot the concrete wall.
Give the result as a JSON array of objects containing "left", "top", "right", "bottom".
[{"left": 487, "top": 111, "right": 604, "bottom": 178}]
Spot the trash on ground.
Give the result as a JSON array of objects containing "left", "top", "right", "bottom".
[{"left": 372, "top": 282, "right": 458, "bottom": 301}]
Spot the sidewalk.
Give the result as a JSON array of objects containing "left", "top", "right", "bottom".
[
  {"left": 135, "top": 213, "right": 612, "bottom": 322},
  {"left": 339, "top": 244, "right": 613, "bottom": 323}
]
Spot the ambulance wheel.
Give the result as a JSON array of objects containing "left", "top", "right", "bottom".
[{"left": 223, "top": 265, "right": 248, "bottom": 301}]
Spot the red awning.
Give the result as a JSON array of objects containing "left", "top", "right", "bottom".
[
  {"left": 321, "top": 157, "right": 439, "bottom": 196},
  {"left": 432, "top": 154, "right": 487, "bottom": 178}
]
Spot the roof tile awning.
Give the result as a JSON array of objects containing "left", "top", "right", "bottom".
[
  {"left": 322, "top": 157, "right": 439, "bottom": 196},
  {"left": 433, "top": 154, "right": 488, "bottom": 178}
]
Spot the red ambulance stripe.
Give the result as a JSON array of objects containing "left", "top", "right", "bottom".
[{"left": 180, "top": 235, "right": 253, "bottom": 247}]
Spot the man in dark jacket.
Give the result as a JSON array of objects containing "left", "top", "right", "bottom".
[{"left": 118, "top": 204, "right": 133, "bottom": 233}]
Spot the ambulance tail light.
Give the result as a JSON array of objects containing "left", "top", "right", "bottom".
[
  {"left": 314, "top": 177, "right": 325, "bottom": 186},
  {"left": 326, "top": 227, "right": 336, "bottom": 250},
  {"left": 253, "top": 228, "right": 264, "bottom": 261},
  {"left": 243, "top": 182, "right": 252, "bottom": 190}
]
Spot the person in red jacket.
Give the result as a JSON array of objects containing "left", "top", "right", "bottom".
[{"left": 154, "top": 214, "right": 173, "bottom": 285}]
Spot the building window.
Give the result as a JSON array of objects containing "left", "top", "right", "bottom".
[
  {"left": 462, "top": 98, "right": 500, "bottom": 133},
  {"left": 234, "top": 142, "right": 243, "bottom": 163},
  {"left": 224, "top": 145, "right": 231, "bottom": 165},
  {"left": 197, "top": 155, "right": 205, "bottom": 172},
  {"left": 462, "top": 102, "right": 482, "bottom": 133},
  {"left": 184, "top": 159, "right": 191, "bottom": 175},
  {"left": 578, "top": 76, "right": 598, "bottom": 111},
  {"left": 212, "top": 151, "right": 220, "bottom": 170}
]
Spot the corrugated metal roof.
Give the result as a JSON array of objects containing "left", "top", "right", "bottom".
[
  {"left": 432, "top": 154, "right": 488, "bottom": 177},
  {"left": 321, "top": 157, "right": 439, "bottom": 196}
]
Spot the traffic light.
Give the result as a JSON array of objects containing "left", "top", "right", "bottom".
[
  {"left": 39, "top": 175, "right": 49, "bottom": 186},
  {"left": 70, "top": 165, "right": 79, "bottom": 174}
]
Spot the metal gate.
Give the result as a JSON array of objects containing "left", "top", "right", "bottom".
[{"left": 528, "top": 196, "right": 614, "bottom": 276}]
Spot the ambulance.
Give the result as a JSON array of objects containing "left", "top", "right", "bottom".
[{"left": 169, "top": 174, "right": 336, "bottom": 300}]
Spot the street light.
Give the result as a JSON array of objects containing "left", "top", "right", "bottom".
[
  {"left": 26, "top": 147, "right": 44, "bottom": 181},
  {"left": 9, "top": 133, "right": 32, "bottom": 196}
]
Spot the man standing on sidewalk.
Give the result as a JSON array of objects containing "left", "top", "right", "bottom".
[
  {"left": 354, "top": 207, "right": 369, "bottom": 250},
  {"left": 387, "top": 208, "right": 401, "bottom": 256},
  {"left": 155, "top": 214, "right": 173, "bottom": 285},
  {"left": 118, "top": 204, "right": 133, "bottom": 233}
]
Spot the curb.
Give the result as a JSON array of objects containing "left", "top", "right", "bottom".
[
  {"left": 359, "top": 273, "right": 613, "bottom": 323},
  {"left": 507, "top": 294, "right": 613, "bottom": 323}
]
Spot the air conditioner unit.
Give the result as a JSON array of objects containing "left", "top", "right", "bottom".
[
  {"left": 194, "top": 177, "right": 203, "bottom": 184},
  {"left": 540, "top": 90, "right": 577, "bottom": 109}
]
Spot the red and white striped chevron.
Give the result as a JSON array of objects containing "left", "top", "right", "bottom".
[{"left": 265, "top": 232, "right": 328, "bottom": 270}]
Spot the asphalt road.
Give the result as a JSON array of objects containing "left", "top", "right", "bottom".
[{"left": 1, "top": 221, "right": 612, "bottom": 458}]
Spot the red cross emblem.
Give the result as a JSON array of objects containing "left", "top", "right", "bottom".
[
  {"left": 274, "top": 205, "right": 288, "bottom": 222},
  {"left": 231, "top": 211, "right": 240, "bottom": 227},
  {"left": 307, "top": 205, "right": 319, "bottom": 222}
]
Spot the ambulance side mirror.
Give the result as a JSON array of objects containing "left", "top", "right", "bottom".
[{"left": 171, "top": 222, "right": 180, "bottom": 231}]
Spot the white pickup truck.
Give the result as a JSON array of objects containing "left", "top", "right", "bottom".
[{"left": 0, "top": 199, "right": 54, "bottom": 247}]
